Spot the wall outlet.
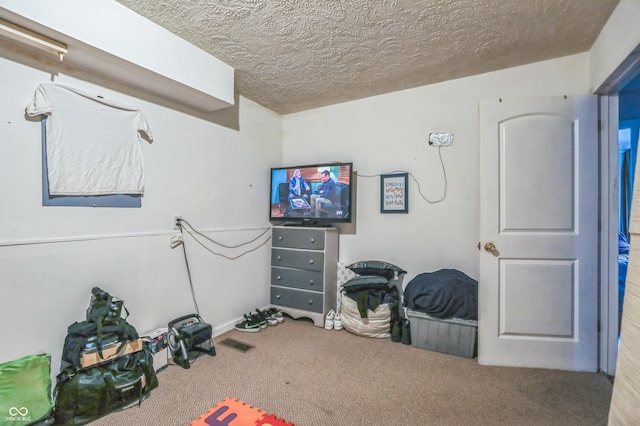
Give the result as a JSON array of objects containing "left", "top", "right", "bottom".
[
  {"left": 172, "top": 214, "right": 183, "bottom": 230},
  {"left": 428, "top": 132, "right": 454, "bottom": 147}
]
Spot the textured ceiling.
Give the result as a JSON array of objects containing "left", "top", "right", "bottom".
[{"left": 115, "top": 0, "right": 619, "bottom": 115}]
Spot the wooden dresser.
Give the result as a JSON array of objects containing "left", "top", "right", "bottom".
[{"left": 270, "top": 226, "right": 338, "bottom": 327}]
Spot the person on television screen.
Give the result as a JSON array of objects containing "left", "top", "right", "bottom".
[
  {"left": 311, "top": 170, "right": 338, "bottom": 217},
  {"left": 289, "top": 168, "right": 310, "bottom": 202}
]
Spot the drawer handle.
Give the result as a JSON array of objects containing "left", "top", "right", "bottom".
[
  {"left": 277, "top": 256, "right": 282, "bottom": 260},
  {"left": 308, "top": 300, "right": 313, "bottom": 305},
  {"left": 309, "top": 259, "right": 314, "bottom": 264},
  {"left": 277, "top": 276, "right": 282, "bottom": 280},
  {"left": 278, "top": 236, "right": 283, "bottom": 241},
  {"left": 309, "top": 280, "right": 314, "bottom": 285},
  {"left": 310, "top": 238, "right": 315, "bottom": 243},
  {"left": 276, "top": 295, "right": 281, "bottom": 299}
]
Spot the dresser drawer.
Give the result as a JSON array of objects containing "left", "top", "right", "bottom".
[
  {"left": 271, "top": 286, "right": 323, "bottom": 313},
  {"left": 272, "top": 228, "right": 325, "bottom": 250},
  {"left": 271, "top": 248, "right": 324, "bottom": 272},
  {"left": 271, "top": 267, "right": 323, "bottom": 291}
]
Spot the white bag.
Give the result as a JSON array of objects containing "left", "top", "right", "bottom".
[{"left": 340, "top": 292, "right": 391, "bottom": 338}]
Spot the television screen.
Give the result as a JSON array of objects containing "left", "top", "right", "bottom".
[{"left": 269, "top": 162, "right": 353, "bottom": 225}]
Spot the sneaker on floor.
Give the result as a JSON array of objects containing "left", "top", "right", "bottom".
[
  {"left": 235, "top": 317, "right": 262, "bottom": 332},
  {"left": 251, "top": 310, "right": 269, "bottom": 329},
  {"left": 265, "top": 308, "right": 284, "bottom": 324},
  {"left": 242, "top": 312, "right": 266, "bottom": 330},
  {"left": 266, "top": 315, "right": 278, "bottom": 326},
  {"left": 272, "top": 310, "right": 284, "bottom": 324},
  {"left": 333, "top": 312, "right": 343, "bottom": 331},
  {"left": 324, "top": 309, "right": 335, "bottom": 330}
]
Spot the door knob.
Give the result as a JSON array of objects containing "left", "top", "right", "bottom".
[{"left": 484, "top": 242, "right": 496, "bottom": 253}]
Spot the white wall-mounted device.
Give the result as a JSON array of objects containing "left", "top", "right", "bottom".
[{"left": 428, "top": 132, "right": 454, "bottom": 147}]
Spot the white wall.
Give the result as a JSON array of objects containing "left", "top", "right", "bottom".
[
  {"left": 282, "top": 53, "right": 591, "bottom": 283},
  {"left": 0, "top": 55, "right": 282, "bottom": 372}
]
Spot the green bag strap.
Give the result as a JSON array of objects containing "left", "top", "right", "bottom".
[{"left": 87, "top": 288, "right": 113, "bottom": 358}]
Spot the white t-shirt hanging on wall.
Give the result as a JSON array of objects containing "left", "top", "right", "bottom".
[{"left": 26, "top": 82, "right": 153, "bottom": 196}]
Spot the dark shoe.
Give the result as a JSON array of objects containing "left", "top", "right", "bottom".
[
  {"left": 391, "top": 320, "right": 402, "bottom": 343},
  {"left": 234, "top": 316, "right": 263, "bottom": 332},
  {"left": 401, "top": 319, "right": 412, "bottom": 345},
  {"left": 252, "top": 310, "right": 269, "bottom": 329}
]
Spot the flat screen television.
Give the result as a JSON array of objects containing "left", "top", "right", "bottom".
[{"left": 269, "top": 162, "right": 353, "bottom": 226}]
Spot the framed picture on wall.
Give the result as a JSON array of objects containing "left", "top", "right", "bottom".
[{"left": 380, "top": 173, "right": 408, "bottom": 214}]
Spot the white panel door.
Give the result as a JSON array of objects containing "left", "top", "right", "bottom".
[{"left": 478, "top": 96, "right": 598, "bottom": 371}]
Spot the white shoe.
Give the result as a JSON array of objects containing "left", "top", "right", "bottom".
[
  {"left": 324, "top": 309, "right": 335, "bottom": 330},
  {"left": 334, "top": 312, "right": 343, "bottom": 331}
]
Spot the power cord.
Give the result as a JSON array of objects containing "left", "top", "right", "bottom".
[
  {"left": 174, "top": 219, "right": 272, "bottom": 313},
  {"left": 177, "top": 222, "right": 200, "bottom": 316},
  {"left": 177, "top": 219, "right": 271, "bottom": 260},
  {"left": 354, "top": 146, "right": 448, "bottom": 204},
  {"left": 179, "top": 218, "right": 271, "bottom": 250}
]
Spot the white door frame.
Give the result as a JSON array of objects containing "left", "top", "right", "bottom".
[
  {"left": 596, "top": 44, "right": 640, "bottom": 376},
  {"left": 600, "top": 94, "right": 619, "bottom": 376}
]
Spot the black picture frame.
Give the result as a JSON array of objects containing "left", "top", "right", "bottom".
[{"left": 380, "top": 173, "right": 408, "bottom": 214}]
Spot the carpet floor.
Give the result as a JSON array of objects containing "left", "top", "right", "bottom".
[{"left": 88, "top": 318, "right": 613, "bottom": 425}]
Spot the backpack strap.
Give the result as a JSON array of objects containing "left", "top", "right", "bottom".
[{"left": 87, "top": 287, "right": 114, "bottom": 358}]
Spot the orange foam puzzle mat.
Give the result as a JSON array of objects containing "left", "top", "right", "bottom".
[{"left": 191, "top": 397, "right": 294, "bottom": 426}]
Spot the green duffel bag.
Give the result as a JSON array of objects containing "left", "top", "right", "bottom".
[
  {"left": 0, "top": 353, "right": 54, "bottom": 426},
  {"left": 54, "top": 347, "right": 158, "bottom": 426}
]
